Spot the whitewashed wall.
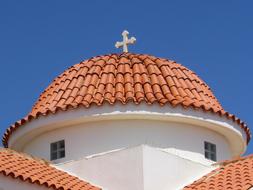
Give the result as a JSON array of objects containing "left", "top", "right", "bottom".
[
  {"left": 0, "top": 175, "right": 52, "bottom": 190},
  {"left": 57, "top": 145, "right": 215, "bottom": 190},
  {"left": 23, "top": 118, "right": 231, "bottom": 165}
]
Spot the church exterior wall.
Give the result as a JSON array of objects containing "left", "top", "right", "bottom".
[
  {"left": 23, "top": 118, "right": 231, "bottom": 165},
  {"left": 56, "top": 145, "right": 215, "bottom": 190}
]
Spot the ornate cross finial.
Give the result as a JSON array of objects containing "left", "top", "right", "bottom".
[{"left": 115, "top": 30, "right": 136, "bottom": 53}]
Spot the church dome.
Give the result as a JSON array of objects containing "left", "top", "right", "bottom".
[{"left": 3, "top": 53, "right": 250, "bottom": 147}]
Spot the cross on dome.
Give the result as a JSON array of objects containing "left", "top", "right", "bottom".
[{"left": 115, "top": 30, "right": 136, "bottom": 53}]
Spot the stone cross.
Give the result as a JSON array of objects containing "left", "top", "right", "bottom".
[{"left": 115, "top": 30, "right": 136, "bottom": 52}]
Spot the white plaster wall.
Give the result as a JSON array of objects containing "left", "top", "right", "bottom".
[
  {"left": 9, "top": 103, "right": 247, "bottom": 160},
  {"left": 58, "top": 146, "right": 144, "bottom": 190},
  {"left": 56, "top": 145, "right": 215, "bottom": 190},
  {"left": 142, "top": 146, "right": 214, "bottom": 190},
  {"left": 23, "top": 119, "right": 231, "bottom": 165},
  {"left": 0, "top": 175, "right": 52, "bottom": 190}
]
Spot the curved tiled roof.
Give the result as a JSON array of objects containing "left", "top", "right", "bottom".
[
  {"left": 2, "top": 53, "right": 251, "bottom": 147},
  {"left": 0, "top": 148, "right": 101, "bottom": 190},
  {"left": 184, "top": 154, "right": 253, "bottom": 190}
]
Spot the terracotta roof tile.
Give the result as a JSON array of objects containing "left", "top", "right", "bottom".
[
  {"left": 184, "top": 154, "right": 253, "bottom": 190},
  {"left": 2, "top": 53, "right": 251, "bottom": 147},
  {"left": 0, "top": 148, "right": 101, "bottom": 190}
]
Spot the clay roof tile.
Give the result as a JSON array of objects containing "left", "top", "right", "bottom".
[
  {"left": 184, "top": 154, "right": 253, "bottom": 190},
  {"left": 2, "top": 53, "right": 250, "bottom": 147},
  {"left": 0, "top": 149, "right": 101, "bottom": 190}
]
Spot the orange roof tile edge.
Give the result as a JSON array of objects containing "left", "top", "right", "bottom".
[
  {"left": 183, "top": 154, "right": 253, "bottom": 190},
  {"left": 2, "top": 53, "right": 251, "bottom": 147},
  {"left": 0, "top": 148, "right": 101, "bottom": 190}
]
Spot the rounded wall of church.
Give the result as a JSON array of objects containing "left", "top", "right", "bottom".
[
  {"left": 21, "top": 118, "right": 231, "bottom": 165},
  {"left": 8, "top": 103, "right": 246, "bottom": 165}
]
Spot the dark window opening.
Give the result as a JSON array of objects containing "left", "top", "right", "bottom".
[
  {"left": 50, "top": 140, "right": 65, "bottom": 161},
  {"left": 204, "top": 141, "right": 216, "bottom": 161}
]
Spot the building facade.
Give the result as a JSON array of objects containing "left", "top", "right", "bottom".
[{"left": 0, "top": 51, "right": 252, "bottom": 190}]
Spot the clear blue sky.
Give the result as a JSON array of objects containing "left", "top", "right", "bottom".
[{"left": 0, "top": 1, "right": 252, "bottom": 155}]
